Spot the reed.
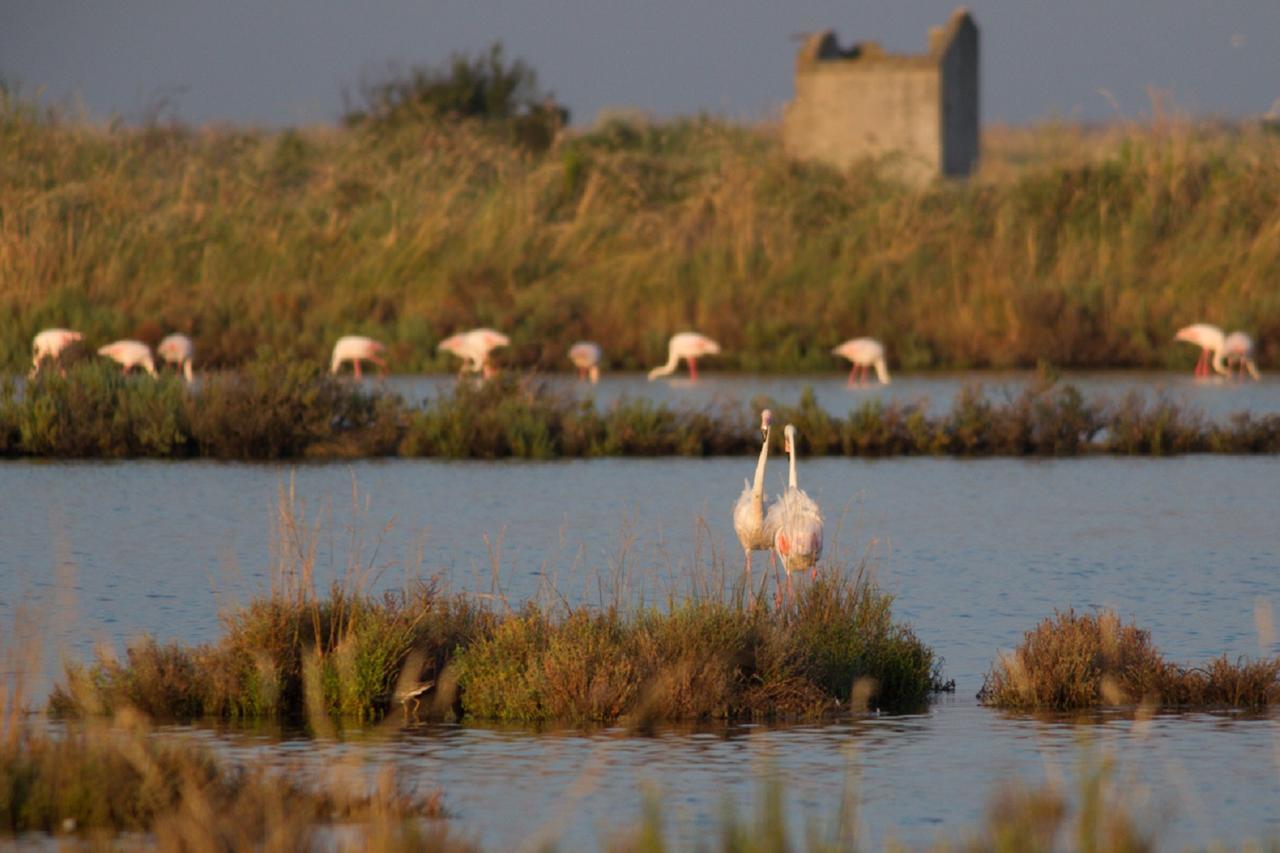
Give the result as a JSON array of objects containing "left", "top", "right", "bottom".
[
  {"left": 2, "top": 86, "right": 1277, "bottom": 375},
  {"left": 979, "top": 609, "right": 1280, "bottom": 710},
  {"left": 4, "top": 368, "right": 1279, "bottom": 459}
]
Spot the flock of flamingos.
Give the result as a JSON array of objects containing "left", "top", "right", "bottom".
[{"left": 24, "top": 320, "right": 1262, "bottom": 604}]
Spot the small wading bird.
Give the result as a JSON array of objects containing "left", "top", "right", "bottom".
[
  {"left": 766, "top": 424, "right": 824, "bottom": 605},
  {"left": 647, "top": 332, "right": 721, "bottom": 382},
  {"left": 438, "top": 328, "right": 509, "bottom": 379},
  {"left": 833, "top": 337, "right": 891, "bottom": 385},
  {"left": 30, "top": 328, "right": 83, "bottom": 377},
  {"left": 1223, "top": 331, "right": 1261, "bottom": 380},
  {"left": 1174, "top": 323, "right": 1227, "bottom": 379},
  {"left": 732, "top": 409, "right": 775, "bottom": 603},
  {"left": 568, "top": 341, "right": 602, "bottom": 383},
  {"left": 330, "top": 335, "right": 387, "bottom": 379},
  {"left": 157, "top": 333, "right": 195, "bottom": 383},
  {"left": 98, "top": 340, "right": 158, "bottom": 377}
]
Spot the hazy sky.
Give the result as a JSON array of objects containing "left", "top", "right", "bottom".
[{"left": 4, "top": 1, "right": 1279, "bottom": 127}]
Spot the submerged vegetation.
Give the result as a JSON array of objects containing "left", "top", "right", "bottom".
[
  {"left": 2, "top": 83, "right": 1278, "bottom": 374},
  {"left": 2, "top": 364, "right": 1278, "bottom": 459},
  {"left": 979, "top": 609, "right": 1280, "bottom": 710}
]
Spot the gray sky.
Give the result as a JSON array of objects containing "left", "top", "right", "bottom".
[{"left": 4, "top": 1, "right": 1279, "bottom": 127}]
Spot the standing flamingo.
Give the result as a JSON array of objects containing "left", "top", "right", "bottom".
[
  {"left": 732, "top": 409, "right": 775, "bottom": 603},
  {"left": 647, "top": 332, "right": 721, "bottom": 382},
  {"left": 568, "top": 341, "right": 602, "bottom": 383},
  {"left": 765, "top": 424, "right": 824, "bottom": 604},
  {"left": 1223, "top": 331, "right": 1261, "bottom": 380},
  {"left": 30, "top": 328, "right": 83, "bottom": 377},
  {"left": 833, "top": 337, "right": 891, "bottom": 385},
  {"left": 98, "top": 340, "right": 158, "bottom": 377},
  {"left": 1174, "top": 323, "right": 1228, "bottom": 378},
  {"left": 438, "top": 328, "right": 509, "bottom": 378},
  {"left": 330, "top": 335, "right": 387, "bottom": 379},
  {"left": 157, "top": 333, "right": 195, "bottom": 383}
]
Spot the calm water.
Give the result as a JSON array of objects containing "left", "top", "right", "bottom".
[
  {"left": 379, "top": 369, "right": 1280, "bottom": 419},
  {"left": 3, "top": 439, "right": 1280, "bottom": 846}
]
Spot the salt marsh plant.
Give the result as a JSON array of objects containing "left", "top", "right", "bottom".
[{"left": 979, "top": 609, "right": 1280, "bottom": 710}]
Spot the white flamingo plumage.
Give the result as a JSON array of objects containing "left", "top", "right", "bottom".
[
  {"left": 157, "top": 333, "right": 195, "bottom": 383},
  {"left": 1174, "top": 323, "right": 1228, "bottom": 378},
  {"left": 330, "top": 335, "right": 387, "bottom": 379},
  {"left": 98, "top": 340, "right": 158, "bottom": 377},
  {"left": 439, "top": 328, "right": 509, "bottom": 378},
  {"left": 647, "top": 332, "right": 720, "bottom": 382},
  {"left": 30, "top": 328, "right": 83, "bottom": 377},
  {"left": 1223, "top": 331, "right": 1261, "bottom": 380},
  {"left": 568, "top": 341, "right": 602, "bottom": 383},
  {"left": 765, "top": 424, "right": 824, "bottom": 603},
  {"left": 832, "top": 337, "right": 891, "bottom": 385},
  {"left": 732, "top": 409, "right": 775, "bottom": 600}
]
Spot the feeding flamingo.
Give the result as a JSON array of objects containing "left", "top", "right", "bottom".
[
  {"left": 98, "top": 340, "right": 158, "bottom": 377},
  {"left": 438, "top": 328, "right": 509, "bottom": 378},
  {"left": 30, "top": 328, "right": 83, "bottom": 377},
  {"left": 157, "top": 333, "right": 195, "bottom": 383},
  {"left": 732, "top": 409, "right": 775, "bottom": 603},
  {"left": 330, "top": 335, "right": 387, "bottom": 379},
  {"left": 1223, "top": 331, "right": 1261, "bottom": 380},
  {"left": 833, "top": 337, "right": 891, "bottom": 385},
  {"left": 647, "top": 332, "right": 721, "bottom": 382},
  {"left": 568, "top": 341, "right": 602, "bottom": 383},
  {"left": 1174, "top": 323, "right": 1227, "bottom": 378},
  {"left": 765, "top": 424, "right": 824, "bottom": 604}
]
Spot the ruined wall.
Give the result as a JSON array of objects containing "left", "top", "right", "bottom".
[{"left": 782, "top": 9, "right": 979, "bottom": 183}]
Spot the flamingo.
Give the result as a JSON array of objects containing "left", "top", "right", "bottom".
[
  {"left": 30, "top": 328, "right": 83, "bottom": 377},
  {"left": 732, "top": 409, "right": 775, "bottom": 603},
  {"left": 157, "top": 333, "right": 195, "bottom": 383},
  {"left": 330, "top": 335, "right": 387, "bottom": 379},
  {"left": 568, "top": 341, "right": 602, "bottom": 383},
  {"left": 765, "top": 424, "right": 824, "bottom": 604},
  {"left": 1174, "top": 323, "right": 1228, "bottom": 378},
  {"left": 647, "top": 332, "right": 721, "bottom": 382},
  {"left": 1223, "top": 331, "right": 1261, "bottom": 380},
  {"left": 438, "top": 328, "right": 509, "bottom": 379},
  {"left": 98, "top": 340, "right": 158, "bottom": 377},
  {"left": 833, "top": 337, "right": 891, "bottom": 385}
]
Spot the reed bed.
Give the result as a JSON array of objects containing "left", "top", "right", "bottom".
[
  {"left": 3, "top": 365, "right": 1278, "bottom": 459},
  {"left": 979, "top": 609, "right": 1280, "bottom": 710},
  {"left": 2, "top": 87, "right": 1278, "bottom": 374}
]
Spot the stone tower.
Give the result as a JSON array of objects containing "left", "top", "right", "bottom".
[{"left": 782, "top": 8, "right": 979, "bottom": 183}]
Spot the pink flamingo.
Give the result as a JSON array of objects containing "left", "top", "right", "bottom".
[
  {"left": 732, "top": 409, "right": 775, "bottom": 602},
  {"left": 568, "top": 341, "right": 602, "bottom": 383},
  {"left": 1223, "top": 331, "right": 1261, "bottom": 381},
  {"left": 330, "top": 335, "right": 387, "bottom": 379},
  {"left": 438, "top": 328, "right": 509, "bottom": 378},
  {"left": 765, "top": 424, "right": 824, "bottom": 604},
  {"left": 30, "top": 328, "right": 83, "bottom": 377},
  {"left": 647, "top": 332, "right": 721, "bottom": 381},
  {"left": 98, "top": 340, "right": 158, "bottom": 377},
  {"left": 157, "top": 333, "right": 195, "bottom": 383},
  {"left": 1174, "top": 323, "right": 1227, "bottom": 378},
  {"left": 832, "top": 337, "right": 891, "bottom": 385}
]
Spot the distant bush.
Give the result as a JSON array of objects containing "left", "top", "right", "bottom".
[{"left": 343, "top": 41, "right": 567, "bottom": 151}]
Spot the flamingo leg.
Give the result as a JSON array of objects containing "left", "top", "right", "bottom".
[
  {"left": 1194, "top": 349, "right": 1207, "bottom": 378},
  {"left": 847, "top": 365, "right": 857, "bottom": 386},
  {"left": 688, "top": 357, "right": 699, "bottom": 382},
  {"left": 744, "top": 550, "right": 753, "bottom": 607},
  {"left": 354, "top": 360, "right": 363, "bottom": 380}
]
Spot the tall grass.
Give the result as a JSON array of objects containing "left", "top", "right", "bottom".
[
  {"left": 3, "top": 367, "right": 1278, "bottom": 459},
  {"left": 2, "top": 86, "right": 1278, "bottom": 373},
  {"left": 979, "top": 609, "right": 1280, "bottom": 710},
  {"left": 51, "top": 484, "right": 943, "bottom": 724}
]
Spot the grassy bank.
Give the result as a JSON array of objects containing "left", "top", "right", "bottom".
[
  {"left": 2, "top": 87, "right": 1278, "bottom": 373},
  {"left": 979, "top": 610, "right": 1280, "bottom": 710},
  {"left": 3, "top": 364, "right": 1279, "bottom": 459}
]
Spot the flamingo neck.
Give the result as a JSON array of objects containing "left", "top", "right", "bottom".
[
  {"left": 1210, "top": 346, "right": 1229, "bottom": 377},
  {"left": 647, "top": 348, "right": 680, "bottom": 380},
  {"left": 788, "top": 437, "right": 797, "bottom": 490},
  {"left": 750, "top": 425, "right": 770, "bottom": 512},
  {"left": 183, "top": 361, "right": 194, "bottom": 383}
]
